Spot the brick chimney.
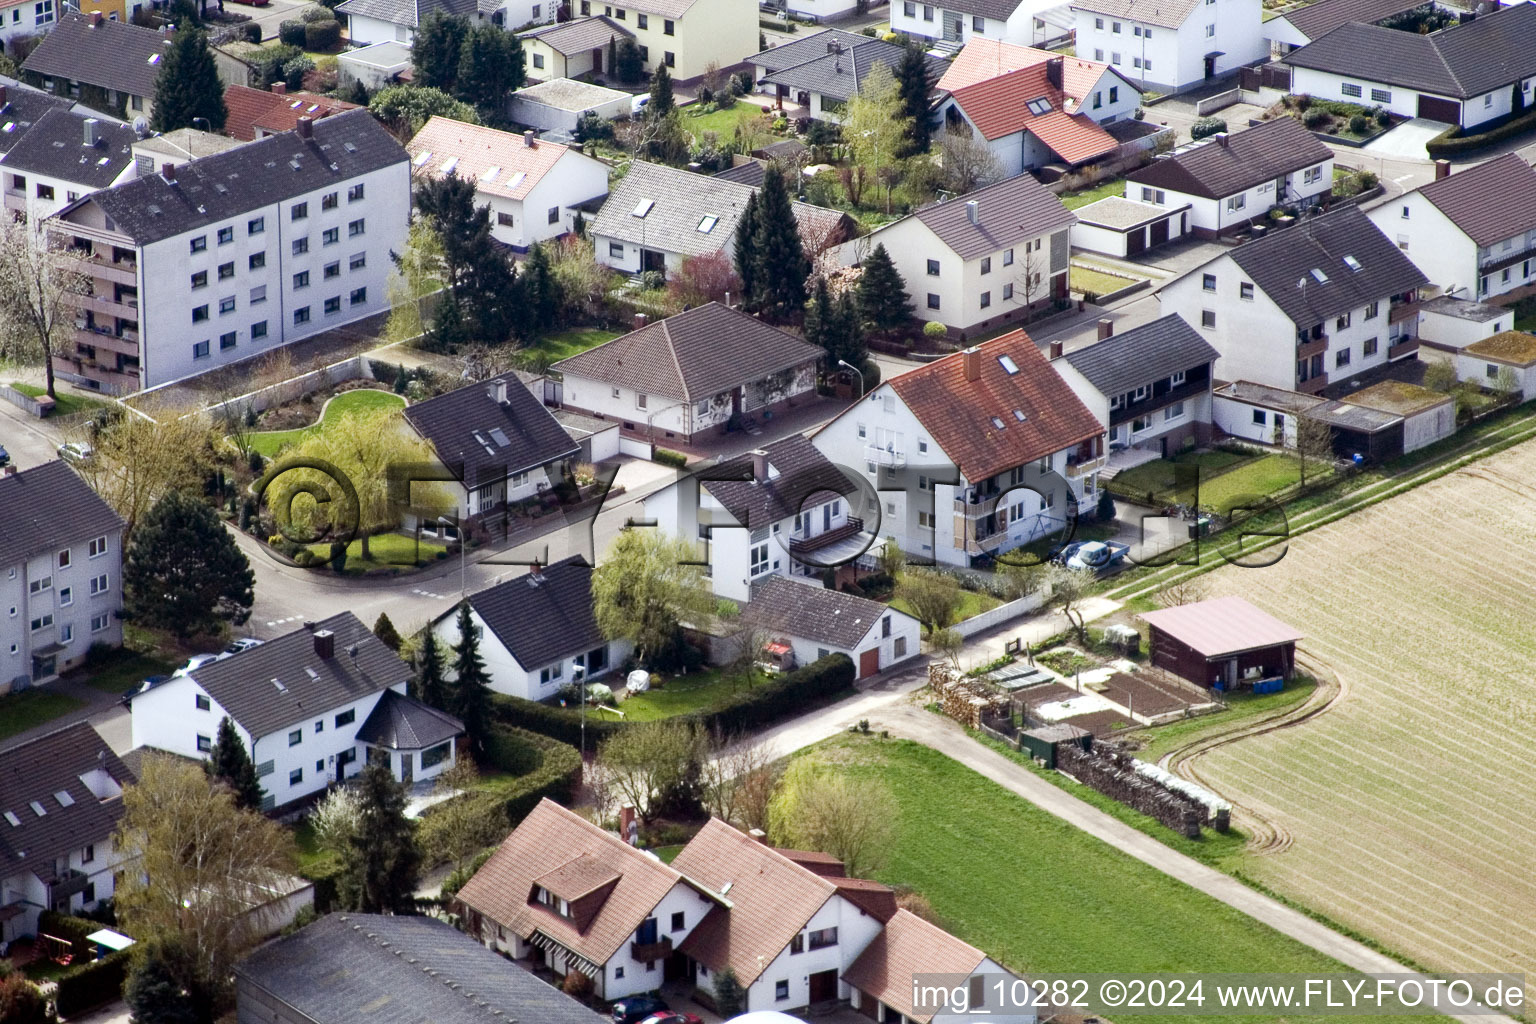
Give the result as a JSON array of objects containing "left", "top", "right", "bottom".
[
  {"left": 313, "top": 629, "right": 335, "bottom": 659},
  {"left": 619, "top": 806, "right": 638, "bottom": 845},
  {"left": 89, "top": 10, "right": 102, "bottom": 25},
  {"left": 271, "top": 81, "right": 288, "bottom": 95},
  {"left": 633, "top": 312, "right": 649, "bottom": 331},
  {"left": 749, "top": 448, "right": 769, "bottom": 483},
  {"left": 1097, "top": 318, "right": 1114, "bottom": 340},
  {"left": 1435, "top": 158, "right": 1450, "bottom": 180},
  {"left": 161, "top": 162, "right": 176, "bottom": 182},
  {"left": 296, "top": 116, "right": 313, "bottom": 139},
  {"left": 962, "top": 346, "right": 981, "bottom": 381},
  {"left": 1049, "top": 340, "right": 1064, "bottom": 359}
]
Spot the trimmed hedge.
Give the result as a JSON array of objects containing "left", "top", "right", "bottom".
[
  {"left": 1426, "top": 106, "right": 1536, "bottom": 157},
  {"left": 53, "top": 949, "right": 131, "bottom": 1018},
  {"left": 301, "top": 855, "right": 347, "bottom": 913},
  {"left": 654, "top": 448, "right": 689, "bottom": 468},
  {"left": 278, "top": 19, "right": 305, "bottom": 45},
  {"left": 304, "top": 19, "right": 341, "bottom": 50},
  {"left": 490, "top": 653, "right": 858, "bottom": 744}
]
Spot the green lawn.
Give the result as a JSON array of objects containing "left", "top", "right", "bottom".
[
  {"left": 0, "top": 688, "right": 87, "bottom": 742},
  {"left": 1133, "top": 676, "right": 1317, "bottom": 763},
  {"left": 527, "top": 327, "right": 622, "bottom": 362},
  {"left": 652, "top": 844, "right": 685, "bottom": 864},
  {"left": 1511, "top": 296, "right": 1536, "bottom": 333},
  {"left": 597, "top": 667, "right": 763, "bottom": 722},
  {"left": 890, "top": 588, "right": 1001, "bottom": 625},
  {"left": 75, "top": 649, "right": 179, "bottom": 696},
  {"left": 1069, "top": 264, "right": 1139, "bottom": 297},
  {"left": 1107, "top": 450, "right": 1309, "bottom": 515},
  {"left": 304, "top": 533, "right": 447, "bottom": 572},
  {"left": 247, "top": 388, "right": 406, "bottom": 457},
  {"left": 9, "top": 381, "right": 108, "bottom": 418},
  {"left": 818, "top": 736, "right": 1421, "bottom": 1023},
  {"left": 683, "top": 100, "right": 764, "bottom": 141},
  {"left": 1059, "top": 178, "right": 1126, "bottom": 209}
]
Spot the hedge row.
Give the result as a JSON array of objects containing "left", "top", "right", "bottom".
[
  {"left": 654, "top": 448, "right": 689, "bottom": 468},
  {"left": 1426, "top": 106, "right": 1536, "bottom": 157},
  {"left": 53, "top": 949, "right": 132, "bottom": 1018},
  {"left": 37, "top": 911, "right": 98, "bottom": 963},
  {"left": 489, "top": 653, "right": 857, "bottom": 745}
]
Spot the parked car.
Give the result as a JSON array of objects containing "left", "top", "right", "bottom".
[
  {"left": 0, "top": 443, "right": 9, "bottom": 467},
  {"left": 630, "top": 95, "right": 650, "bottom": 116},
  {"left": 57, "top": 442, "right": 93, "bottom": 464},
  {"left": 639, "top": 1014, "right": 702, "bottom": 1024},
  {"left": 120, "top": 675, "right": 168, "bottom": 706},
  {"left": 1065, "top": 540, "right": 1130, "bottom": 572},
  {"left": 612, "top": 996, "right": 668, "bottom": 1024},
  {"left": 173, "top": 652, "right": 223, "bottom": 677},
  {"left": 221, "top": 637, "right": 264, "bottom": 658}
]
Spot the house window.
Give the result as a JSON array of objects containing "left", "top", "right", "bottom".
[
  {"left": 350, "top": 252, "right": 367, "bottom": 271},
  {"left": 60, "top": 623, "right": 72, "bottom": 644},
  {"left": 1202, "top": 273, "right": 1216, "bottom": 291},
  {"left": 193, "top": 305, "right": 209, "bottom": 323},
  {"left": 190, "top": 235, "right": 207, "bottom": 253},
  {"left": 249, "top": 216, "right": 265, "bottom": 235},
  {"left": 250, "top": 251, "right": 266, "bottom": 269},
  {"left": 292, "top": 202, "right": 308, "bottom": 221},
  {"left": 615, "top": 967, "right": 625, "bottom": 980},
  {"left": 926, "top": 259, "right": 940, "bottom": 276},
  {"left": 1094, "top": 47, "right": 1104, "bottom": 60},
  {"left": 1094, "top": 15, "right": 1102, "bottom": 27},
  {"left": 1371, "top": 88, "right": 1391, "bottom": 103},
  {"left": 1336, "top": 348, "right": 1351, "bottom": 368},
  {"left": 636, "top": 11, "right": 646, "bottom": 25},
  {"left": 349, "top": 218, "right": 366, "bottom": 237},
  {"left": 219, "top": 262, "right": 235, "bottom": 281},
  {"left": 671, "top": 911, "right": 685, "bottom": 931},
  {"left": 903, "top": 1, "right": 914, "bottom": 13},
  {"left": 348, "top": 184, "right": 365, "bottom": 203},
  {"left": 1003, "top": 248, "right": 1014, "bottom": 265},
  {"left": 1236, "top": 281, "right": 1254, "bottom": 300},
  {"left": 217, "top": 226, "right": 234, "bottom": 245},
  {"left": 351, "top": 287, "right": 368, "bottom": 306},
  {"left": 972, "top": 14, "right": 984, "bottom": 30},
  {"left": 193, "top": 340, "right": 210, "bottom": 359},
  {"left": 808, "top": 927, "right": 838, "bottom": 949},
  {"left": 1364, "top": 337, "right": 1378, "bottom": 356},
  {"left": 322, "top": 192, "right": 338, "bottom": 211},
  {"left": 197, "top": 734, "right": 212, "bottom": 752},
  {"left": 220, "top": 332, "right": 236, "bottom": 350},
  {"left": 1227, "top": 194, "right": 1247, "bottom": 212},
  {"left": 191, "top": 270, "right": 208, "bottom": 289},
  {"left": 30, "top": 612, "right": 52, "bottom": 631},
  {"left": 89, "top": 536, "right": 107, "bottom": 558},
  {"left": 540, "top": 663, "right": 563, "bottom": 684},
  {"left": 323, "top": 227, "right": 339, "bottom": 246},
  {"left": 663, "top": 17, "right": 674, "bottom": 32},
  {"left": 663, "top": 52, "right": 675, "bottom": 67},
  {"left": 609, "top": 242, "right": 625, "bottom": 258},
  {"left": 1112, "top": 19, "right": 1120, "bottom": 31},
  {"left": 1111, "top": 52, "right": 1121, "bottom": 64},
  {"left": 89, "top": 573, "right": 109, "bottom": 595},
  {"left": 1336, "top": 312, "right": 1350, "bottom": 330},
  {"left": 750, "top": 542, "right": 771, "bottom": 576},
  {"left": 918, "top": 510, "right": 934, "bottom": 528},
  {"left": 293, "top": 237, "right": 309, "bottom": 255},
  {"left": 196, "top": 694, "right": 211, "bottom": 710},
  {"left": 324, "top": 296, "right": 341, "bottom": 315},
  {"left": 636, "top": 392, "right": 647, "bottom": 409},
  {"left": 219, "top": 296, "right": 236, "bottom": 315},
  {"left": 927, "top": 293, "right": 940, "bottom": 310},
  {"left": 252, "top": 320, "right": 268, "bottom": 339},
  {"left": 1304, "top": 166, "right": 1322, "bottom": 185},
  {"left": 1164, "top": 401, "right": 1185, "bottom": 421},
  {"left": 980, "top": 291, "right": 991, "bottom": 309},
  {"left": 1200, "top": 310, "right": 1216, "bottom": 328},
  {"left": 290, "top": 768, "right": 303, "bottom": 785},
  {"left": 422, "top": 742, "right": 450, "bottom": 768},
  {"left": 1341, "top": 83, "right": 1362, "bottom": 98},
  {"left": 1171, "top": 369, "right": 1186, "bottom": 386},
  {"left": 1204, "top": 22, "right": 1214, "bottom": 35},
  {"left": 91, "top": 614, "right": 109, "bottom": 632},
  {"left": 324, "top": 261, "right": 341, "bottom": 280},
  {"left": 776, "top": 981, "right": 790, "bottom": 1001},
  {"left": 336, "top": 709, "right": 356, "bottom": 727},
  {"left": 1003, "top": 282, "right": 1014, "bottom": 299},
  {"left": 1484, "top": 94, "right": 1493, "bottom": 108},
  {"left": 288, "top": 729, "right": 302, "bottom": 746},
  {"left": 294, "top": 307, "right": 311, "bottom": 325},
  {"left": 980, "top": 257, "right": 991, "bottom": 275},
  {"left": 1365, "top": 300, "right": 1379, "bottom": 319}
]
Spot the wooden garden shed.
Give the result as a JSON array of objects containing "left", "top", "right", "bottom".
[{"left": 1138, "top": 596, "right": 1302, "bottom": 691}]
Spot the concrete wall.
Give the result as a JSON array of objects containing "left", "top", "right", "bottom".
[
  {"left": 1456, "top": 352, "right": 1536, "bottom": 403},
  {"left": 1419, "top": 306, "right": 1514, "bottom": 350},
  {"left": 1400, "top": 401, "right": 1454, "bottom": 452}
]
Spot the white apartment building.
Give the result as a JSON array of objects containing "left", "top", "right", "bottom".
[
  {"left": 890, "top": 0, "right": 1055, "bottom": 48},
  {"left": 1070, "top": 0, "right": 1266, "bottom": 93},
  {"left": 0, "top": 461, "right": 124, "bottom": 690},
  {"left": 46, "top": 109, "right": 409, "bottom": 394}
]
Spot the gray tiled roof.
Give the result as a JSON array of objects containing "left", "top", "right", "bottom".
[
  {"left": 1227, "top": 205, "right": 1426, "bottom": 328},
  {"left": 235, "top": 913, "right": 608, "bottom": 1024},
  {"left": 714, "top": 161, "right": 766, "bottom": 186},
  {"left": 334, "top": 0, "right": 476, "bottom": 29},
  {"left": 1281, "top": 3, "right": 1536, "bottom": 99},
  {"left": 551, "top": 302, "right": 821, "bottom": 403},
  {"left": 0, "top": 84, "right": 72, "bottom": 157},
  {"left": 757, "top": 34, "right": 945, "bottom": 104},
  {"left": 0, "top": 723, "right": 132, "bottom": 882},
  {"left": 1275, "top": 0, "right": 1422, "bottom": 42},
  {"left": 1064, "top": 314, "right": 1218, "bottom": 397},
  {"left": 21, "top": 13, "right": 169, "bottom": 100},
  {"left": 519, "top": 16, "right": 632, "bottom": 55},
  {"left": 0, "top": 460, "right": 123, "bottom": 569},
  {"left": 702, "top": 433, "right": 851, "bottom": 529},
  {"left": 753, "top": 28, "right": 872, "bottom": 72},
  {"left": 1413, "top": 153, "right": 1536, "bottom": 248},
  {"left": 187, "top": 612, "right": 409, "bottom": 740},
  {"left": 589, "top": 160, "right": 851, "bottom": 261},
  {"left": 465, "top": 555, "right": 604, "bottom": 671},
  {"left": 904, "top": 172, "right": 1075, "bottom": 260},
  {"left": 67, "top": 109, "right": 407, "bottom": 247},
  {"left": 1126, "top": 118, "right": 1330, "bottom": 201},
  {"left": 1068, "top": 0, "right": 1201, "bottom": 29},
  {"left": 403, "top": 371, "right": 580, "bottom": 490},
  {"left": 354, "top": 689, "right": 462, "bottom": 751},
  {"left": 0, "top": 107, "right": 136, "bottom": 189},
  {"left": 748, "top": 575, "right": 907, "bottom": 649}
]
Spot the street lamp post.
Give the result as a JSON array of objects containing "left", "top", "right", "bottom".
[{"left": 837, "top": 358, "right": 865, "bottom": 396}]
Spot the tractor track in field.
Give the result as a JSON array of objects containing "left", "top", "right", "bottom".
[{"left": 1159, "top": 653, "right": 1347, "bottom": 856}]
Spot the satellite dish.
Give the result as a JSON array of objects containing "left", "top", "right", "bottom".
[{"left": 133, "top": 116, "right": 149, "bottom": 137}]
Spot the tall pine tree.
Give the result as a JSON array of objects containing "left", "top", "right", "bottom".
[
  {"left": 372, "top": 612, "right": 403, "bottom": 652},
  {"left": 732, "top": 191, "right": 760, "bottom": 305},
  {"left": 415, "top": 173, "right": 521, "bottom": 342},
  {"left": 802, "top": 278, "right": 830, "bottom": 352},
  {"left": 750, "top": 165, "right": 810, "bottom": 318},
  {"left": 450, "top": 601, "right": 492, "bottom": 752},
  {"left": 205, "top": 717, "right": 263, "bottom": 811},
  {"left": 341, "top": 762, "right": 420, "bottom": 914},
  {"left": 151, "top": 27, "right": 228, "bottom": 134},
  {"left": 648, "top": 62, "right": 675, "bottom": 118},
  {"left": 895, "top": 44, "right": 933, "bottom": 155},
  {"left": 124, "top": 490, "right": 254, "bottom": 639},
  {"left": 856, "top": 243, "right": 913, "bottom": 331},
  {"left": 414, "top": 628, "right": 450, "bottom": 709},
  {"left": 455, "top": 24, "right": 524, "bottom": 127},
  {"left": 520, "top": 242, "right": 560, "bottom": 337},
  {"left": 412, "top": 12, "right": 469, "bottom": 92}
]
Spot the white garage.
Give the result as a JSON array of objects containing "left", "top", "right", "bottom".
[{"left": 509, "top": 79, "right": 634, "bottom": 135}]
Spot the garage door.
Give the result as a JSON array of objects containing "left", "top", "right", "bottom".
[
  {"left": 1150, "top": 217, "right": 1170, "bottom": 245},
  {"left": 1126, "top": 228, "right": 1147, "bottom": 255},
  {"left": 859, "top": 648, "right": 880, "bottom": 678},
  {"left": 1417, "top": 95, "right": 1460, "bottom": 124}
]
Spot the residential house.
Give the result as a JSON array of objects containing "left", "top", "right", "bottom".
[
  {"left": 1280, "top": 2, "right": 1536, "bottom": 131},
  {"left": 550, "top": 303, "right": 821, "bottom": 444},
  {"left": 810, "top": 333, "right": 1106, "bottom": 568},
  {"left": 0, "top": 85, "right": 70, "bottom": 167},
  {"left": 509, "top": 79, "right": 633, "bottom": 134},
  {"left": 0, "top": 106, "right": 136, "bottom": 229},
  {"left": 751, "top": 30, "right": 946, "bottom": 124},
  {"left": 336, "top": 0, "right": 482, "bottom": 47},
  {"left": 1124, "top": 117, "right": 1333, "bottom": 237},
  {"left": 590, "top": 160, "right": 853, "bottom": 278},
  {"left": 836, "top": 173, "right": 1075, "bottom": 335},
  {"left": 1056, "top": 314, "right": 1218, "bottom": 457},
  {"left": 1417, "top": 295, "right": 1514, "bottom": 354},
  {"left": 337, "top": 40, "right": 414, "bottom": 92},
  {"left": 1366, "top": 154, "right": 1536, "bottom": 303},
  {"left": 747, "top": 574, "right": 921, "bottom": 678},
  {"left": 1070, "top": 0, "right": 1266, "bottom": 94},
  {"left": 47, "top": 109, "right": 409, "bottom": 393},
  {"left": 403, "top": 370, "right": 581, "bottom": 526},
  {"left": 889, "top": 0, "right": 1058, "bottom": 49},
  {"left": 845, "top": 909, "right": 1027, "bottom": 1024},
  {"left": 1263, "top": 0, "right": 1423, "bottom": 54},
  {"left": 0, "top": 0, "right": 59, "bottom": 46},
  {"left": 1158, "top": 205, "right": 1426, "bottom": 394},
  {"left": 1211, "top": 376, "right": 1453, "bottom": 458},
  {"left": 455, "top": 798, "right": 723, "bottom": 1001},
  {"left": 1457, "top": 331, "right": 1536, "bottom": 404},
  {"left": 645, "top": 433, "right": 874, "bottom": 602},
  {"left": 937, "top": 38, "right": 1142, "bottom": 123},
  {"left": 0, "top": 461, "right": 124, "bottom": 689},
  {"left": 222, "top": 84, "right": 360, "bottom": 142},
  {"left": 432, "top": 556, "right": 629, "bottom": 701},
  {"left": 518, "top": 17, "right": 632, "bottom": 82},
  {"left": 1070, "top": 195, "right": 1191, "bottom": 257},
  {"left": 129, "top": 613, "right": 462, "bottom": 811},
  {"left": 0, "top": 724, "right": 133, "bottom": 945},
  {"left": 129, "top": 128, "right": 245, "bottom": 178},
  {"left": 235, "top": 913, "right": 609, "bottom": 1024},
  {"left": 1210, "top": 379, "right": 1321, "bottom": 446},
  {"left": 20, "top": 12, "right": 169, "bottom": 120},
  {"left": 567, "top": 0, "right": 757, "bottom": 83},
  {"left": 406, "top": 117, "right": 609, "bottom": 251},
  {"left": 938, "top": 59, "right": 1121, "bottom": 175}
]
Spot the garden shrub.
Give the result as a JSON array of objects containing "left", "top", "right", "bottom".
[
  {"left": 1375, "top": 108, "right": 1391, "bottom": 127},
  {"left": 241, "top": 21, "right": 261, "bottom": 42},
  {"left": 1190, "top": 116, "right": 1226, "bottom": 140},
  {"left": 1426, "top": 105, "right": 1536, "bottom": 157},
  {"left": 304, "top": 18, "right": 341, "bottom": 50},
  {"left": 38, "top": 911, "right": 98, "bottom": 963},
  {"left": 299, "top": 5, "right": 334, "bottom": 20},
  {"left": 1302, "top": 107, "right": 1330, "bottom": 129},
  {"left": 922, "top": 321, "right": 947, "bottom": 340},
  {"left": 654, "top": 448, "right": 688, "bottom": 468},
  {"left": 53, "top": 950, "right": 132, "bottom": 1018},
  {"left": 278, "top": 19, "right": 305, "bottom": 45},
  {"left": 1348, "top": 113, "right": 1369, "bottom": 134}
]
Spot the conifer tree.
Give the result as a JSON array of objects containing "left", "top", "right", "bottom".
[
  {"left": 373, "top": 612, "right": 403, "bottom": 651},
  {"left": 151, "top": 27, "right": 228, "bottom": 134},
  {"left": 648, "top": 61, "right": 675, "bottom": 118},
  {"left": 520, "top": 242, "right": 560, "bottom": 336},
  {"left": 733, "top": 191, "right": 760, "bottom": 305},
  {"left": 414, "top": 628, "right": 450, "bottom": 710},
  {"left": 450, "top": 601, "right": 492, "bottom": 752},
  {"left": 455, "top": 23, "right": 524, "bottom": 126},
  {"left": 124, "top": 490, "right": 254, "bottom": 639},
  {"left": 341, "top": 763, "right": 420, "bottom": 914},
  {"left": 856, "top": 243, "right": 913, "bottom": 331},
  {"left": 412, "top": 12, "right": 469, "bottom": 92},
  {"left": 204, "top": 717, "right": 263, "bottom": 811},
  {"left": 895, "top": 44, "right": 933, "bottom": 154},
  {"left": 750, "top": 165, "right": 810, "bottom": 317}
]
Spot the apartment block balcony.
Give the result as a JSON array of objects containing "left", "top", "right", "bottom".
[
  {"left": 1296, "top": 373, "right": 1329, "bottom": 396},
  {"left": 47, "top": 868, "right": 89, "bottom": 901},
  {"left": 1065, "top": 453, "right": 1107, "bottom": 479},
  {"left": 863, "top": 443, "right": 905, "bottom": 468},
  {"left": 790, "top": 517, "right": 864, "bottom": 557},
  {"left": 3, "top": 192, "right": 23, "bottom": 214},
  {"left": 954, "top": 488, "right": 1004, "bottom": 518},
  {"left": 631, "top": 937, "right": 672, "bottom": 962},
  {"left": 62, "top": 251, "right": 137, "bottom": 288},
  {"left": 1296, "top": 335, "right": 1328, "bottom": 362},
  {"left": 1387, "top": 336, "right": 1419, "bottom": 360},
  {"left": 70, "top": 291, "right": 138, "bottom": 320},
  {"left": 72, "top": 325, "right": 139, "bottom": 358},
  {"left": 1388, "top": 302, "right": 1419, "bottom": 326}
]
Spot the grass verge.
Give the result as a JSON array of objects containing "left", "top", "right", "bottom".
[
  {"left": 247, "top": 388, "right": 405, "bottom": 457},
  {"left": 0, "top": 689, "right": 88, "bottom": 742},
  {"left": 593, "top": 668, "right": 766, "bottom": 722},
  {"left": 890, "top": 588, "right": 1000, "bottom": 623},
  {"left": 1059, "top": 178, "right": 1126, "bottom": 209},
  {"left": 9, "top": 381, "right": 108, "bottom": 417},
  {"left": 527, "top": 327, "right": 622, "bottom": 362},
  {"left": 304, "top": 533, "right": 447, "bottom": 572},
  {"left": 1131, "top": 676, "right": 1317, "bottom": 764},
  {"left": 76, "top": 649, "right": 179, "bottom": 696}
]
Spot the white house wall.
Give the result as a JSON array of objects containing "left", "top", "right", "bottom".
[
  {"left": 1419, "top": 307, "right": 1513, "bottom": 349},
  {"left": 709, "top": 894, "right": 885, "bottom": 1013},
  {"left": 0, "top": 526, "right": 122, "bottom": 688},
  {"left": 434, "top": 603, "right": 628, "bottom": 701},
  {"left": 1400, "top": 403, "right": 1453, "bottom": 452},
  {"left": 1074, "top": 0, "right": 1265, "bottom": 93},
  {"left": 1212, "top": 393, "right": 1300, "bottom": 445},
  {"left": 1159, "top": 254, "right": 1294, "bottom": 386},
  {"left": 344, "top": 11, "right": 411, "bottom": 45},
  {"left": 1366, "top": 193, "right": 1470, "bottom": 296},
  {"left": 1456, "top": 353, "right": 1536, "bottom": 403}
]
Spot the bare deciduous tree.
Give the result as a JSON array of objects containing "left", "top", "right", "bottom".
[
  {"left": 698, "top": 731, "right": 776, "bottom": 828},
  {"left": 939, "top": 125, "right": 1004, "bottom": 194},
  {"left": 0, "top": 215, "right": 89, "bottom": 399},
  {"left": 1157, "top": 574, "right": 1211, "bottom": 608},
  {"left": 1295, "top": 414, "right": 1334, "bottom": 486},
  {"left": 1041, "top": 562, "right": 1093, "bottom": 643},
  {"left": 74, "top": 403, "right": 219, "bottom": 544},
  {"left": 895, "top": 566, "right": 961, "bottom": 634},
  {"left": 1014, "top": 240, "right": 1046, "bottom": 322}
]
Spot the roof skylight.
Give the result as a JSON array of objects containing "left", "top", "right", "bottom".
[
  {"left": 413, "top": 150, "right": 432, "bottom": 167},
  {"left": 998, "top": 354, "right": 1020, "bottom": 374},
  {"left": 697, "top": 214, "right": 719, "bottom": 233},
  {"left": 441, "top": 156, "right": 459, "bottom": 175},
  {"left": 990, "top": 416, "right": 1006, "bottom": 429},
  {"left": 1026, "top": 96, "right": 1052, "bottom": 115},
  {"left": 54, "top": 790, "right": 75, "bottom": 807},
  {"left": 3, "top": 811, "right": 18, "bottom": 827},
  {"left": 1343, "top": 255, "right": 1362, "bottom": 272},
  {"left": 632, "top": 198, "right": 655, "bottom": 218},
  {"left": 1310, "top": 268, "right": 1329, "bottom": 284}
]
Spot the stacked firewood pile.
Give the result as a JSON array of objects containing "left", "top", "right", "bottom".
[
  {"left": 1057, "top": 744, "right": 1205, "bottom": 838},
  {"left": 931, "top": 665, "right": 1010, "bottom": 728}
]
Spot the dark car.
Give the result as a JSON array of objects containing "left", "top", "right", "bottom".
[
  {"left": 0, "top": 443, "right": 9, "bottom": 467},
  {"left": 638, "top": 1014, "right": 702, "bottom": 1024},
  {"left": 120, "top": 675, "right": 169, "bottom": 706},
  {"left": 612, "top": 997, "right": 668, "bottom": 1024}
]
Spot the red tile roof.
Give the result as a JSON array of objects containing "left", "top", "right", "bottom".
[
  {"left": 842, "top": 910, "right": 987, "bottom": 1023},
  {"left": 775, "top": 847, "right": 847, "bottom": 876},
  {"left": 407, "top": 115, "right": 579, "bottom": 201},
  {"left": 1029, "top": 110, "right": 1119, "bottom": 166},
  {"left": 947, "top": 66, "right": 1117, "bottom": 164},
  {"left": 939, "top": 37, "right": 1120, "bottom": 107},
  {"left": 883, "top": 331, "right": 1104, "bottom": 484},
  {"left": 455, "top": 799, "right": 698, "bottom": 969},
  {"left": 222, "top": 85, "right": 359, "bottom": 142},
  {"left": 1137, "top": 595, "right": 1303, "bottom": 658}
]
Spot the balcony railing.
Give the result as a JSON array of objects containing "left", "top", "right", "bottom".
[
  {"left": 1387, "top": 336, "right": 1419, "bottom": 360},
  {"left": 49, "top": 868, "right": 90, "bottom": 901},
  {"left": 62, "top": 251, "right": 137, "bottom": 287},
  {"left": 790, "top": 517, "right": 864, "bottom": 556},
  {"left": 1296, "top": 335, "right": 1328, "bottom": 361},
  {"left": 1065, "top": 454, "right": 1107, "bottom": 479},
  {"left": 1388, "top": 302, "right": 1418, "bottom": 325},
  {"left": 631, "top": 937, "right": 672, "bottom": 962},
  {"left": 1296, "top": 373, "right": 1329, "bottom": 396},
  {"left": 863, "top": 443, "right": 905, "bottom": 468},
  {"left": 954, "top": 488, "right": 1004, "bottom": 517}
]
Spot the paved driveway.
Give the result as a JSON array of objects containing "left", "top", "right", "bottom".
[{"left": 1363, "top": 118, "right": 1451, "bottom": 161}]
